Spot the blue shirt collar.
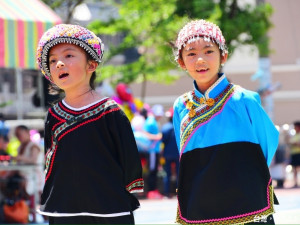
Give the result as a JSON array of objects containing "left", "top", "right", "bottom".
[{"left": 193, "top": 73, "right": 229, "bottom": 99}]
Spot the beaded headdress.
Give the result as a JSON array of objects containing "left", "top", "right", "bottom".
[
  {"left": 175, "top": 19, "right": 227, "bottom": 61},
  {"left": 36, "top": 24, "right": 104, "bottom": 80}
]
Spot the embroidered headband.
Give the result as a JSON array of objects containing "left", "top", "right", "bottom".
[
  {"left": 36, "top": 24, "right": 104, "bottom": 80},
  {"left": 174, "top": 19, "right": 227, "bottom": 61}
]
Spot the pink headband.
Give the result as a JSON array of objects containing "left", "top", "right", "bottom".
[
  {"left": 36, "top": 24, "right": 104, "bottom": 81},
  {"left": 175, "top": 19, "right": 227, "bottom": 61}
]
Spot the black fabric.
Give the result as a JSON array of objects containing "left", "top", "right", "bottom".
[
  {"left": 178, "top": 142, "right": 273, "bottom": 221},
  {"left": 49, "top": 212, "right": 135, "bottom": 224},
  {"left": 291, "top": 153, "right": 300, "bottom": 166},
  {"left": 147, "top": 153, "right": 159, "bottom": 191},
  {"left": 40, "top": 99, "right": 142, "bottom": 215}
]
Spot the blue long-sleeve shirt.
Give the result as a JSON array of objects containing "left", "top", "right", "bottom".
[{"left": 173, "top": 74, "right": 279, "bottom": 166}]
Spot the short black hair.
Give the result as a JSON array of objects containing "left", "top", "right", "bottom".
[
  {"left": 294, "top": 121, "right": 300, "bottom": 127},
  {"left": 15, "top": 125, "right": 29, "bottom": 132}
]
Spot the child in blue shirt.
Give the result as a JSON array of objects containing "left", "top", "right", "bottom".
[{"left": 172, "top": 19, "right": 279, "bottom": 225}]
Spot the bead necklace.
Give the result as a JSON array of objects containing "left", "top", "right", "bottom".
[{"left": 185, "top": 91, "right": 215, "bottom": 118}]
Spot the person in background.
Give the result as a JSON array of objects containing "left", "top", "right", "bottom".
[
  {"left": 161, "top": 108, "right": 179, "bottom": 198},
  {"left": 13, "top": 126, "right": 44, "bottom": 196},
  {"left": 270, "top": 129, "right": 288, "bottom": 188},
  {"left": 0, "top": 120, "right": 9, "bottom": 157},
  {"left": 144, "top": 104, "right": 163, "bottom": 199},
  {"left": 14, "top": 126, "right": 42, "bottom": 164},
  {"left": 289, "top": 121, "right": 300, "bottom": 187},
  {"left": 0, "top": 134, "right": 9, "bottom": 156}
]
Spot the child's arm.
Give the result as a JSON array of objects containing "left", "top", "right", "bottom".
[
  {"left": 44, "top": 111, "right": 51, "bottom": 156},
  {"left": 108, "top": 108, "right": 144, "bottom": 194},
  {"left": 173, "top": 99, "right": 181, "bottom": 154},
  {"left": 244, "top": 91, "right": 279, "bottom": 166}
]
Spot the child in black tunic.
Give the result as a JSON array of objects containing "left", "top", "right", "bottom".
[{"left": 36, "top": 24, "right": 144, "bottom": 224}]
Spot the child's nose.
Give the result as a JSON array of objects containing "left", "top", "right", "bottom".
[
  {"left": 56, "top": 60, "right": 65, "bottom": 68},
  {"left": 197, "top": 57, "right": 205, "bottom": 63}
]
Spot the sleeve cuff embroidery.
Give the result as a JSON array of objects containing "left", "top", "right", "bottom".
[{"left": 126, "top": 178, "right": 144, "bottom": 193}]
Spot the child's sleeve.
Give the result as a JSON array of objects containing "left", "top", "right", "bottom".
[
  {"left": 173, "top": 98, "right": 181, "bottom": 152},
  {"left": 44, "top": 111, "right": 51, "bottom": 155},
  {"left": 108, "top": 108, "right": 144, "bottom": 194},
  {"left": 244, "top": 91, "right": 279, "bottom": 166}
]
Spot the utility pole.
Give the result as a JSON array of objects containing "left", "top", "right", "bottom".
[{"left": 253, "top": 0, "right": 274, "bottom": 120}]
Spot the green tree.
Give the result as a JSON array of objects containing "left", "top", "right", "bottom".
[
  {"left": 42, "top": 0, "right": 85, "bottom": 23},
  {"left": 88, "top": 0, "right": 273, "bottom": 100},
  {"left": 88, "top": 0, "right": 187, "bottom": 100},
  {"left": 176, "top": 0, "right": 273, "bottom": 57}
]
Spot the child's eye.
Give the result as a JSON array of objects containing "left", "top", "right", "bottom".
[
  {"left": 49, "top": 59, "right": 56, "bottom": 64},
  {"left": 66, "top": 54, "right": 73, "bottom": 58},
  {"left": 187, "top": 53, "right": 196, "bottom": 56},
  {"left": 206, "top": 50, "right": 214, "bottom": 54}
]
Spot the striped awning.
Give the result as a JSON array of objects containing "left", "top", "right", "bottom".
[{"left": 0, "top": 0, "right": 62, "bottom": 69}]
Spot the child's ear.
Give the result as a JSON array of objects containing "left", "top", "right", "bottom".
[
  {"left": 221, "top": 52, "right": 228, "bottom": 65},
  {"left": 87, "top": 61, "right": 98, "bottom": 73},
  {"left": 177, "top": 58, "right": 186, "bottom": 70}
]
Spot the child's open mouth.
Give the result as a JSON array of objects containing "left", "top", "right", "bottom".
[
  {"left": 59, "top": 73, "right": 69, "bottom": 79},
  {"left": 196, "top": 68, "right": 209, "bottom": 73}
]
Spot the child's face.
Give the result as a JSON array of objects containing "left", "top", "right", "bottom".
[
  {"left": 48, "top": 43, "right": 97, "bottom": 92},
  {"left": 178, "top": 38, "right": 227, "bottom": 91}
]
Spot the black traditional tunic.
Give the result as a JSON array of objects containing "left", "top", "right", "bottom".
[{"left": 38, "top": 97, "right": 144, "bottom": 218}]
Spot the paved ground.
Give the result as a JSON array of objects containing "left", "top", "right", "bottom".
[{"left": 135, "top": 187, "right": 300, "bottom": 224}]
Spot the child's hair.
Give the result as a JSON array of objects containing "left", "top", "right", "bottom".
[
  {"left": 15, "top": 125, "right": 29, "bottom": 132},
  {"left": 36, "top": 24, "right": 104, "bottom": 93},
  {"left": 172, "top": 19, "right": 228, "bottom": 62},
  {"left": 294, "top": 121, "right": 300, "bottom": 128}
]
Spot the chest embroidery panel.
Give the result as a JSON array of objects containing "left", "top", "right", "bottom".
[
  {"left": 179, "top": 84, "right": 236, "bottom": 157},
  {"left": 44, "top": 99, "right": 118, "bottom": 181}
]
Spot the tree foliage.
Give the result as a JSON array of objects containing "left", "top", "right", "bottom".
[
  {"left": 42, "top": 0, "right": 273, "bottom": 95},
  {"left": 42, "top": 0, "right": 85, "bottom": 23},
  {"left": 176, "top": 0, "right": 273, "bottom": 57},
  {"left": 88, "top": 0, "right": 187, "bottom": 91},
  {"left": 88, "top": 0, "right": 273, "bottom": 90}
]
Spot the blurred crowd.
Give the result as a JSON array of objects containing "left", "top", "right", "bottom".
[
  {"left": 0, "top": 115, "right": 44, "bottom": 224},
  {"left": 131, "top": 104, "right": 179, "bottom": 199},
  {"left": 270, "top": 121, "right": 300, "bottom": 189}
]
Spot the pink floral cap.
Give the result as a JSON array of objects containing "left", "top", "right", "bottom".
[
  {"left": 175, "top": 19, "right": 227, "bottom": 61},
  {"left": 36, "top": 24, "right": 104, "bottom": 80}
]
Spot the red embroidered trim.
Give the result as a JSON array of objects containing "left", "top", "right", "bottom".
[
  {"left": 126, "top": 178, "right": 144, "bottom": 188},
  {"left": 129, "top": 186, "right": 144, "bottom": 192},
  {"left": 126, "top": 178, "right": 144, "bottom": 193},
  {"left": 45, "top": 107, "right": 120, "bottom": 181},
  {"left": 45, "top": 145, "right": 57, "bottom": 181},
  {"left": 49, "top": 108, "right": 66, "bottom": 122},
  {"left": 58, "top": 98, "right": 109, "bottom": 115}
]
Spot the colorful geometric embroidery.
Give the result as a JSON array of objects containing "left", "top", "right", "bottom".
[
  {"left": 126, "top": 178, "right": 144, "bottom": 193},
  {"left": 176, "top": 179, "right": 275, "bottom": 225},
  {"left": 179, "top": 84, "right": 235, "bottom": 156},
  {"left": 45, "top": 99, "right": 119, "bottom": 181}
]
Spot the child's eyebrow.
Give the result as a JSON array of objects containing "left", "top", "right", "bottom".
[
  {"left": 49, "top": 47, "right": 77, "bottom": 57},
  {"left": 184, "top": 44, "right": 214, "bottom": 52}
]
